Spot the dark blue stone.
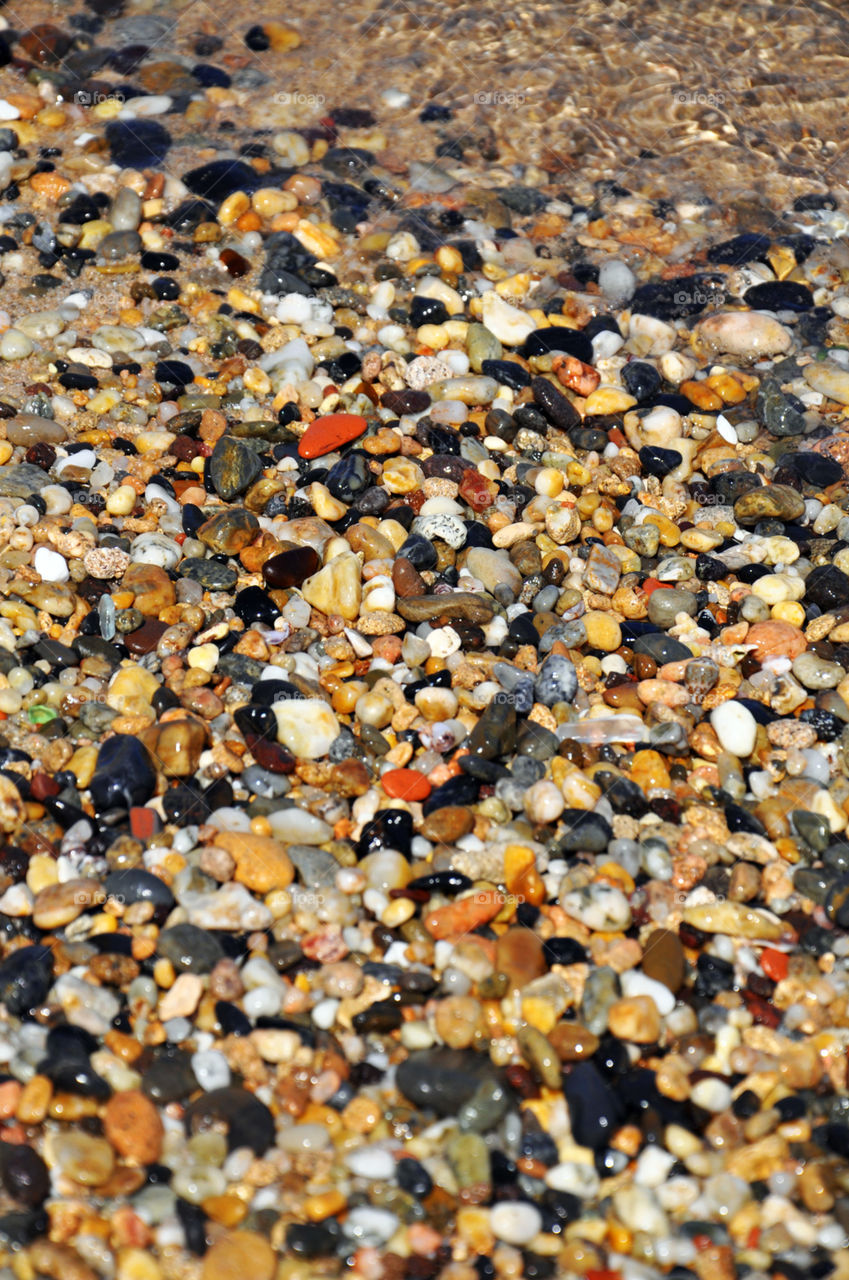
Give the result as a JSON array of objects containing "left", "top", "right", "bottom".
[
  {"left": 563, "top": 1062, "right": 624, "bottom": 1148},
  {"left": 744, "top": 280, "right": 814, "bottom": 311},
  {"left": 421, "top": 774, "right": 481, "bottom": 816},
  {"left": 358, "top": 808, "right": 413, "bottom": 858},
  {"left": 521, "top": 328, "right": 593, "bottom": 363},
  {"left": 89, "top": 735, "right": 155, "bottom": 811},
  {"left": 0, "top": 945, "right": 52, "bottom": 1016},
  {"left": 183, "top": 159, "right": 262, "bottom": 200},
  {"left": 103, "top": 869, "right": 175, "bottom": 910},
  {"left": 622, "top": 360, "right": 662, "bottom": 401},
  {"left": 398, "top": 533, "right": 437, "bottom": 570},
  {"left": 105, "top": 120, "right": 171, "bottom": 168}
]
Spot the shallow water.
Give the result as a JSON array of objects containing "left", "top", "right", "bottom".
[{"left": 7, "top": 0, "right": 849, "bottom": 213}]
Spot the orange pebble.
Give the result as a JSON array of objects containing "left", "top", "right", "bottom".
[
  {"left": 760, "top": 947, "right": 789, "bottom": 982},
  {"left": 298, "top": 413, "right": 367, "bottom": 459},
  {"left": 424, "top": 890, "right": 503, "bottom": 940},
  {"left": 381, "top": 768, "right": 431, "bottom": 801}
]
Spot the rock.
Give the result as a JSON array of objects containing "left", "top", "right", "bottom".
[
  {"left": 746, "top": 620, "right": 807, "bottom": 662},
  {"left": 534, "top": 653, "right": 578, "bottom": 706},
  {"left": 104, "top": 1090, "right": 164, "bottom": 1164},
  {"left": 496, "top": 928, "right": 547, "bottom": 989},
  {"left": 733, "top": 484, "right": 806, "bottom": 524},
  {"left": 480, "top": 292, "right": 535, "bottom": 345},
  {"left": 121, "top": 562, "right": 176, "bottom": 615},
  {"left": 197, "top": 508, "right": 259, "bottom": 555},
  {"left": 563, "top": 1061, "right": 624, "bottom": 1149},
  {"left": 90, "top": 736, "right": 156, "bottom": 811},
  {"left": 607, "top": 995, "right": 661, "bottom": 1043},
  {"left": 490, "top": 1202, "right": 542, "bottom": 1246},
  {"left": 420, "top": 807, "right": 474, "bottom": 843},
  {"left": 584, "top": 544, "right": 622, "bottom": 594},
  {"left": 298, "top": 413, "right": 368, "bottom": 459},
  {"left": 6, "top": 415, "right": 67, "bottom": 446},
  {"left": 263, "top": 546, "right": 320, "bottom": 587},
  {"left": 212, "top": 830, "right": 294, "bottom": 893},
  {"left": 692, "top": 311, "right": 792, "bottom": 360},
  {"left": 209, "top": 437, "right": 263, "bottom": 500},
  {"left": 647, "top": 587, "right": 698, "bottom": 628},
  {"left": 805, "top": 564, "right": 849, "bottom": 611},
  {"left": 711, "top": 702, "right": 758, "bottom": 757},
  {"left": 397, "top": 593, "right": 495, "bottom": 624},
  {"left": 0, "top": 775, "right": 25, "bottom": 836},
  {"left": 640, "top": 929, "right": 685, "bottom": 992},
  {"left": 32, "top": 879, "right": 98, "bottom": 930},
  {"left": 274, "top": 698, "right": 341, "bottom": 759},
  {"left": 140, "top": 718, "right": 208, "bottom": 777},
  {"left": 804, "top": 359, "right": 849, "bottom": 405},
  {"left": 46, "top": 1132, "right": 114, "bottom": 1187},
  {"left": 202, "top": 1232, "right": 276, "bottom": 1280},
  {"left": 300, "top": 552, "right": 362, "bottom": 619},
  {"left": 396, "top": 1048, "right": 504, "bottom": 1117},
  {"left": 158, "top": 924, "right": 224, "bottom": 974},
  {"left": 0, "top": 945, "right": 53, "bottom": 1016}
]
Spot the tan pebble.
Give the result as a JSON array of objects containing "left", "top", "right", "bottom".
[
  {"left": 158, "top": 973, "right": 204, "bottom": 1021},
  {"left": 607, "top": 995, "right": 661, "bottom": 1043},
  {"left": 434, "top": 995, "right": 481, "bottom": 1048},
  {"left": 201, "top": 1231, "right": 276, "bottom": 1280},
  {"left": 211, "top": 830, "right": 294, "bottom": 894}
]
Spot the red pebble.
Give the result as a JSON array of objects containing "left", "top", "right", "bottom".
[
  {"left": 458, "top": 468, "right": 497, "bottom": 512},
  {"left": 381, "top": 768, "right": 431, "bottom": 802},
  {"left": 297, "top": 413, "right": 367, "bottom": 459},
  {"left": 642, "top": 579, "right": 671, "bottom": 596},
  {"left": 760, "top": 947, "right": 789, "bottom": 982},
  {"left": 129, "top": 807, "right": 161, "bottom": 841}
]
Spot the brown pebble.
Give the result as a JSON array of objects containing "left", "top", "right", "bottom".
[
  {"left": 641, "top": 928, "right": 685, "bottom": 993},
  {"left": 548, "top": 1022, "right": 600, "bottom": 1061},
  {"left": 495, "top": 927, "right": 547, "bottom": 990},
  {"left": 420, "top": 806, "right": 475, "bottom": 844},
  {"left": 104, "top": 1089, "right": 164, "bottom": 1164}
]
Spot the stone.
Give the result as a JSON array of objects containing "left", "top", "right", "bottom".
[
  {"left": 692, "top": 311, "right": 792, "bottom": 360},
  {"left": 103, "top": 1090, "right": 164, "bottom": 1164},
  {"left": 711, "top": 702, "right": 758, "bottom": 757},
  {"left": 209, "top": 437, "right": 263, "bottom": 500},
  {"left": 746, "top": 620, "right": 807, "bottom": 662},
  {"left": 263, "top": 546, "right": 320, "bottom": 587},
  {"left": 607, "top": 995, "right": 661, "bottom": 1043},
  {"left": 202, "top": 1232, "right": 276, "bottom": 1280},
  {"left": 640, "top": 929, "right": 685, "bottom": 992},
  {"left": 121, "top": 562, "right": 176, "bottom": 615},
  {"left": 300, "top": 553, "right": 362, "bottom": 620},
  {"left": 90, "top": 735, "right": 156, "bottom": 812},
  {"left": 140, "top": 718, "right": 207, "bottom": 777},
  {"left": 208, "top": 830, "right": 294, "bottom": 893},
  {"left": 274, "top": 698, "right": 341, "bottom": 759},
  {"left": 396, "top": 1048, "right": 504, "bottom": 1117},
  {"left": 804, "top": 359, "right": 849, "bottom": 405},
  {"left": 534, "top": 653, "right": 578, "bottom": 706},
  {"left": 733, "top": 484, "right": 806, "bottom": 525},
  {"left": 197, "top": 508, "right": 259, "bottom": 555}
]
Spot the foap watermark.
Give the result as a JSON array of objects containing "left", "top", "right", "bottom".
[
  {"left": 670, "top": 88, "right": 727, "bottom": 107},
  {"left": 73, "top": 89, "right": 126, "bottom": 107},
  {"left": 474, "top": 90, "right": 526, "bottom": 108},
  {"left": 273, "top": 91, "right": 326, "bottom": 107},
  {"left": 675, "top": 288, "right": 726, "bottom": 309}
]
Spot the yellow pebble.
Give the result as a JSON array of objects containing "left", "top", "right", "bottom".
[
  {"left": 26, "top": 854, "right": 59, "bottom": 894},
  {"left": 381, "top": 898, "right": 416, "bottom": 928},
  {"left": 293, "top": 218, "right": 339, "bottom": 259},
  {"left": 16, "top": 1075, "right": 52, "bottom": 1124},
  {"left": 106, "top": 484, "right": 137, "bottom": 516},
  {"left": 252, "top": 188, "right": 297, "bottom": 217},
  {"left": 436, "top": 245, "right": 464, "bottom": 274},
  {"left": 188, "top": 644, "right": 219, "bottom": 673},
  {"left": 116, "top": 1248, "right": 162, "bottom": 1280},
  {"left": 218, "top": 191, "right": 251, "bottom": 225},
  {"left": 153, "top": 958, "right": 175, "bottom": 989},
  {"left": 534, "top": 467, "right": 564, "bottom": 498},
  {"left": 771, "top": 601, "right": 806, "bottom": 626}
]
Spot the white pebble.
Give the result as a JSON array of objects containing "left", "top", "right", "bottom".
[
  {"left": 490, "top": 1202, "right": 542, "bottom": 1246},
  {"left": 344, "top": 1146, "right": 395, "bottom": 1180},
  {"left": 34, "top": 546, "right": 69, "bottom": 583},
  {"left": 711, "top": 701, "right": 757, "bottom": 757}
]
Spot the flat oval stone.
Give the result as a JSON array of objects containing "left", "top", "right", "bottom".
[
  {"left": 396, "top": 1048, "right": 505, "bottom": 1117},
  {"left": 733, "top": 484, "right": 806, "bottom": 524},
  {"left": 396, "top": 593, "right": 495, "bottom": 624},
  {"left": 298, "top": 413, "right": 367, "bottom": 459}
]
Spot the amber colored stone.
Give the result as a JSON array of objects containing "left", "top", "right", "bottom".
[
  {"left": 548, "top": 1022, "right": 600, "bottom": 1061},
  {"left": 746, "top": 619, "right": 807, "bottom": 663},
  {"left": 125, "top": 619, "right": 169, "bottom": 655},
  {"left": 641, "top": 928, "right": 685, "bottom": 993},
  {"left": 140, "top": 717, "right": 208, "bottom": 778},
  {"left": 262, "top": 546, "right": 320, "bottom": 588},
  {"left": 392, "top": 557, "right": 427, "bottom": 598},
  {"left": 121, "top": 563, "right": 176, "bottom": 616},
  {"left": 495, "top": 927, "right": 547, "bottom": 990},
  {"left": 420, "top": 806, "right": 474, "bottom": 844}
]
